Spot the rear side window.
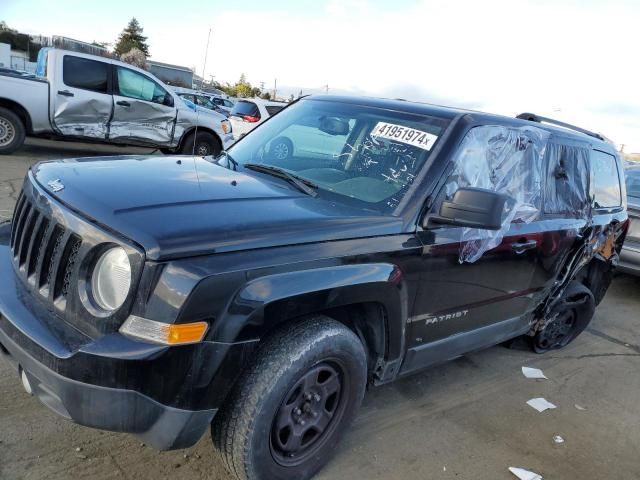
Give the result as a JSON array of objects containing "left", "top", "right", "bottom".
[
  {"left": 63, "top": 55, "right": 108, "bottom": 93},
  {"left": 231, "top": 101, "right": 260, "bottom": 119},
  {"left": 543, "top": 143, "right": 590, "bottom": 216},
  {"left": 591, "top": 150, "right": 622, "bottom": 208},
  {"left": 265, "top": 105, "right": 285, "bottom": 116}
]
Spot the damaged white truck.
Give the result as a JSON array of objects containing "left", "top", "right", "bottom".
[{"left": 0, "top": 48, "right": 234, "bottom": 155}]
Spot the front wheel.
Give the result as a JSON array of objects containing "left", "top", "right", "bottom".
[
  {"left": 180, "top": 131, "right": 221, "bottom": 156},
  {"left": 212, "top": 316, "right": 367, "bottom": 480}
]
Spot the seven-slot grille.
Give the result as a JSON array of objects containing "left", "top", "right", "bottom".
[{"left": 10, "top": 191, "right": 82, "bottom": 308}]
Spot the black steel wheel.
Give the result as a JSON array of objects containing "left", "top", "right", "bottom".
[
  {"left": 533, "top": 281, "right": 595, "bottom": 353},
  {"left": 212, "top": 316, "right": 367, "bottom": 480},
  {"left": 270, "top": 361, "right": 348, "bottom": 466}
]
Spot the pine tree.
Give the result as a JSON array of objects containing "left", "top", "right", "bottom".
[{"left": 114, "top": 18, "right": 149, "bottom": 57}]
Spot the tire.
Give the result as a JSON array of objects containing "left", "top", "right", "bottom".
[
  {"left": 0, "top": 107, "right": 26, "bottom": 155},
  {"left": 532, "top": 281, "right": 595, "bottom": 353},
  {"left": 212, "top": 316, "right": 367, "bottom": 480},
  {"left": 180, "top": 131, "right": 221, "bottom": 156},
  {"left": 269, "top": 137, "right": 293, "bottom": 161}
]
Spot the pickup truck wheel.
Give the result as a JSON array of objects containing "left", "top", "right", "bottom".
[
  {"left": 532, "top": 282, "right": 595, "bottom": 353},
  {"left": 0, "top": 107, "right": 26, "bottom": 155},
  {"left": 212, "top": 316, "right": 367, "bottom": 480},
  {"left": 180, "top": 131, "right": 221, "bottom": 156}
]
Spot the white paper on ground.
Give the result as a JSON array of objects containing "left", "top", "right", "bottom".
[
  {"left": 553, "top": 435, "right": 565, "bottom": 444},
  {"left": 522, "top": 367, "right": 547, "bottom": 379},
  {"left": 574, "top": 404, "right": 587, "bottom": 411},
  {"left": 509, "top": 467, "right": 543, "bottom": 480},
  {"left": 527, "top": 398, "right": 557, "bottom": 412}
]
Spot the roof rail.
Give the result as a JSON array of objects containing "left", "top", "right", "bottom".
[{"left": 516, "top": 112, "right": 604, "bottom": 141}]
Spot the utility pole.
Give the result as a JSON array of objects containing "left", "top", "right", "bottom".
[
  {"left": 325, "top": 84, "right": 329, "bottom": 94},
  {"left": 273, "top": 78, "right": 277, "bottom": 100}
]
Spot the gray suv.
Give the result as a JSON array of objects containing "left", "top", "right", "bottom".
[{"left": 620, "top": 165, "right": 640, "bottom": 274}]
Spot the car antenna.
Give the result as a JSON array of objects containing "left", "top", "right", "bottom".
[{"left": 192, "top": 27, "right": 212, "bottom": 158}]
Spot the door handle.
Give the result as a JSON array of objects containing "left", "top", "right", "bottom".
[
  {"left": 511, "top": 239, "right": 537, "bottom": 254},
  {"left": 116, "top": 100, "right": 131, "bottom": 107},
  {"left": 57, "top": 90, "right": 74, "bottom": 97}
]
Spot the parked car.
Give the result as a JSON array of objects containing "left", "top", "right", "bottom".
[
  {"left": 0, "top": 48, "right": 233, "bottom": 155},
  {"left": 229, "top": 97, "right": 288, "bottom": 138},
  {"left": 619, "top": 164, "right": 640, "bottom": 274},
  {"left": 0, "top": 97, "right": 628, "bottom": 480},
  {"left": 210, "top": 95, "right": 235, "bottom": 114},
  {"left": 176, "top": 91, "right": 230, "bottom": 117}
]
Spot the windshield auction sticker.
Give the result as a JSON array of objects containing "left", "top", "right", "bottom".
[{"left": 370, "top": 122, "right": 438, "bottom": 151}]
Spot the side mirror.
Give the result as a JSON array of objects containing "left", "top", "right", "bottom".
[
  {"left": 431, "top": 187, "right": 512, "bottom": 230},
  {"left": 319, "top": 116, "right": 350, "bottom": 136},
  {"left": 164, "top": 94, "right": 175, "bottom": 107}
]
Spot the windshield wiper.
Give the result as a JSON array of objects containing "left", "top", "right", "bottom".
[
  {"left": 216, "top": 150, "right": 239, "bottom": 171},
  {"left": 244, "top": 163, "right": 318, "bottom": 197}
]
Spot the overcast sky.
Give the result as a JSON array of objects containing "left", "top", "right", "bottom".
[{"left": 3, "top": 0, "right": 639, "bottom": 151}]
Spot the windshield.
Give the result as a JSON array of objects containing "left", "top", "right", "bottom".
[
  {"left": 224, "top": 99, "right": 449, "bottom": 212},
  {"left": 627, "top": 168, "right": 640, "bottom": 198}
]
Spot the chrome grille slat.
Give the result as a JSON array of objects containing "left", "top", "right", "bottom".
[
  {"left": 54, "top": 234, "right": 81, "bottom": 301},
  {"left": 33, "top": 220, "right": 54, "bottom": 287},
  {"left": 39, "top": 224, "right": 65, "bottom": 296},
  {"left": 26, "top": 215, "right": 47, "bottom": 278},
  {"left": 18, "top": 208, "right": 38, "bottom": 267},
  {"left": 46, "top": 229, "right": 70, "bottom": 303},
  {"left": 9, "top": 192, "right": 25, "bottom": 250},
  {"left": 11, "top": 198, "right": 31, "bottom": 257}
]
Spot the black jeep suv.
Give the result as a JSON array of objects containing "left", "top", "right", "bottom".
[{"left": 0, "top": 96, "right": 628, "bottom": 480}]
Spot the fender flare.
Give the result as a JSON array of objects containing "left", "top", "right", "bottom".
[{"left": 210, "top": 263, "right": 408, "bottom": 363}]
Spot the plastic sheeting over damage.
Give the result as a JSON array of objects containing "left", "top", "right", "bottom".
[{"left": 444, "top": 125, "right": 590, "bottom": 263}]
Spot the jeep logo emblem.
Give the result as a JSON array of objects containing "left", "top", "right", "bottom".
[{"left": 47, "top": 178, "right": 64, "bottom": 192}]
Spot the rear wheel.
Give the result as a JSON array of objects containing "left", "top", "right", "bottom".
[
  {"left": 180, "top": 131, "right": 221, "bottom": 156},
  {"left": 0, "top": 107, "right": 26, "bottom": 155},
  {"left": 532, "top": 282, "right": 595, "bottom": 353},
  {"left": 212, "top": 316, "right": 367, "bottom": 480}
]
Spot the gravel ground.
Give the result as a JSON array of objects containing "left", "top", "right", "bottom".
[{"left": 0, "top": 139, "right": 639, "bottom": 480}]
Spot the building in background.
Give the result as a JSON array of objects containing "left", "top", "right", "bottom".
[{"left": 148, "top": 60, "right": 193, "bottom": 88}]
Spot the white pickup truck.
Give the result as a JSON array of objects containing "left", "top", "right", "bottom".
[{"left": 0, "top": 48, "right": 234, "bottom": 155}]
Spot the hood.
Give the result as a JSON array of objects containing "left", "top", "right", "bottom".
[{"left": 32, "top": 156, "right": 402, "bottom": 260}]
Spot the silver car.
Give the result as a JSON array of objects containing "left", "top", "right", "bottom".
[{"left": 620, "top": 165, "right": 640, "bottom": 274}]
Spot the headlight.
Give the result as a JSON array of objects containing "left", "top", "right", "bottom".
[
  {"left": 221, "top": 120, "right": 232, "bottom": 134},
  {"left": 91, "top": 247, "right": 131, "bottom": 311}
]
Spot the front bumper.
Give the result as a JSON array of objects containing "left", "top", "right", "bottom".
[
  {"left": 619, "top": 240, "right": 640, "bottom": 276},
  {"left": 0, "top": 219, "right": 253, "bottom": 450},
  {"left": 0, "top": 323, "right": 216, "bottom": 450},
  {"left": 221, "top": 132, "right": 236, "bottom": 149}
]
